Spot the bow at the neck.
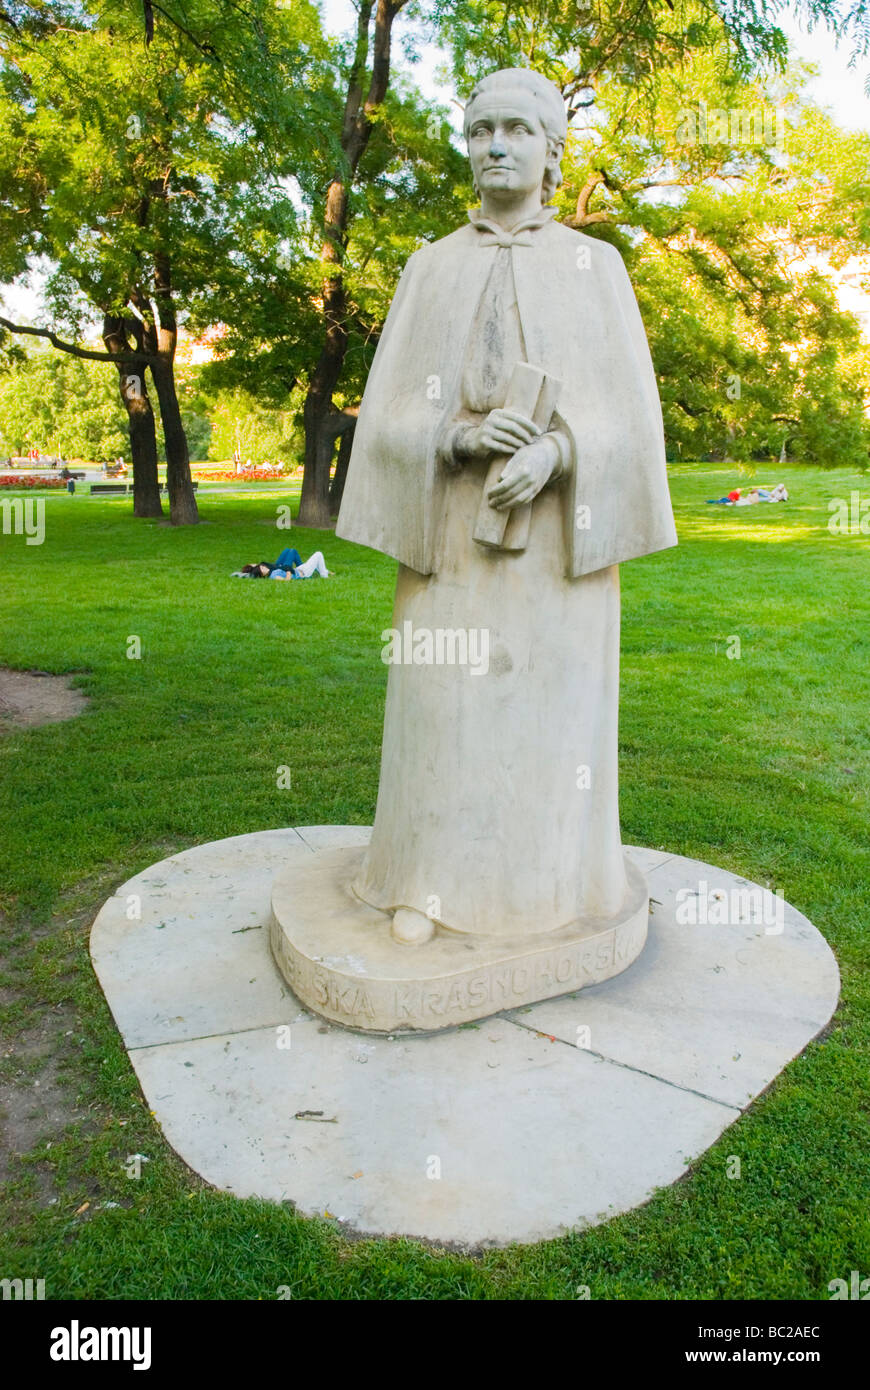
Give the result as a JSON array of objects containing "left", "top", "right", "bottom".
[{"left": 468, "top": 204, "right": 557, "bottom": 247}]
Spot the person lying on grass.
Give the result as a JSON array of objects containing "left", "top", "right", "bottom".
[
  {"left": 706, "top": 483, "right": 789, "bottom": 505},
  {"left": 233, "top": 547, "right": 333, "bottom": 579},
  {"left": 735, "top": 483, "right": 790, "bottom": 505}
]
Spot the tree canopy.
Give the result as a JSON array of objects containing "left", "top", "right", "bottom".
[
  {"left": 1, "top": 0, "right": 869, "bottom": 497},
  {"left": 0, "top": 0, "right": 337, "bottom": 517}
]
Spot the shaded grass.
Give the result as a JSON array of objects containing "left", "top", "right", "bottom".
[{"left": 0, "top": 462, "right": 868, "bottom": 1299}]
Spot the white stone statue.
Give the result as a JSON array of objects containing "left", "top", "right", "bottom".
[
  {"left": 336, "top": 67, "right": 676, "bottom": 945},
  {"left": 270, "top": 68, "right": 676, "bottom": 1032}
]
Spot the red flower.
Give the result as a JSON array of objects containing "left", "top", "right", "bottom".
[{"left": 0, "top": 474, "right": 65, "bottom": 488}]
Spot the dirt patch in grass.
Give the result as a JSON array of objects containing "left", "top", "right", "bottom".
[
  {"left": 0, "top": 1001, "right": 85, "bottom": 1202},
  {"left": 0, "top": 668, "right": 88, "bottom": 729},
  {"left": 0, "top": 1009, "right": 80, "bottom": 1148},
  {"left": 0, "top": 891, "right": 133, "bottom": 1220}
]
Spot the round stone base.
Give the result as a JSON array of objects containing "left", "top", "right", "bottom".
[
  {"left": 89, "top": 827, "right": 841, "bottom": 1246},
  {"left": 269, "top": 846, "right": 649, "bottom": 1033}
]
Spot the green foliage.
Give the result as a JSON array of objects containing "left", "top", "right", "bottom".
[
  {"left": 205, "top": 386, "right": 303, "bottom": 464},
  {"left": 2, "top": 1, "right": 870, "bottom": 471},
  {"left": 0, "top": 346, "right": 218, "bottom": 461},
  {"left": 544, "top": 29, "right": 870, "bottom": 466},
  {"left": 425, "top": 0, "right": 789, "bottom": 100},
  {"left": 0, "top": 345, "right": 128, "bottom": 459},
  {"left": 0, "top": 0, "right": 338, "bottom": 366}
]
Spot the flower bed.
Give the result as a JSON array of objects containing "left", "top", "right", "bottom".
[
  {"left": 195, "top": 468, "right": 294, "bottom": 482},
  {"left": 0, "top": 474, "right": 66, "bottom": 489}
]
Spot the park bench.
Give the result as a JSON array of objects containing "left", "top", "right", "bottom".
[{"left": 90, "top": 482, "right": 199, "bottom": 495}]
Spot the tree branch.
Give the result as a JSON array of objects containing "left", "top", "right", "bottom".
[
  {"left": 364, "top": 0, "right": 405, "bottom": 115},
  {"left": 148, "top": 2, "right": 219, "bottom": 60},
  {"left": 675, "top": 397, "right": 709, "bottom": 418},
  {"left": 0, "top": 315, "right": 163, "bottom": 365},
  {"left": 574, "top": 170, "right": 604, "bottom": 220},
  {"left": 572, "top": 209, "right": 619, "bottom": 226}
]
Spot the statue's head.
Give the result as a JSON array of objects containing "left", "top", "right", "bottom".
[{"left": 463, "top": 68, "right": 567, "bottom": 206}]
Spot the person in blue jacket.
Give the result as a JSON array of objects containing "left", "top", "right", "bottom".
[{"left": 237, "top": 548, "right": 331, "bottom": 579}]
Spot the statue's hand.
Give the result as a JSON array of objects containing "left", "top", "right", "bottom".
[
  {"left": 465, "top": 408, "right": 540, "bottom": 461},
  {"left": 487, "top": 436, "right": 559, "bottom": 510}
]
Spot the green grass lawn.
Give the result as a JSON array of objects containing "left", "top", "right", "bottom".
[{"left": 0, "top": 462, "right": 868, "bottom": 1299}]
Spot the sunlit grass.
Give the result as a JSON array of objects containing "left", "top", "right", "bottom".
[{"left": 0, "top": 462, "right": 867, "bottom": 1300}]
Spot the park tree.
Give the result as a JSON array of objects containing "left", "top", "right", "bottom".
[
  {"left": 194, "top": 61, "right": 469, "bottom": 519},
  {"left": 0, "top": 0, "right": 334, "bottom": 521},
  {"left": 277, "top": 0, "right": 870, "bottom": 505},
  {"left": 417, "top": 0, "right": 870, "bottom": 466},
  {"left": 546, "top": 35, "right": 870, "bottom": 464}
]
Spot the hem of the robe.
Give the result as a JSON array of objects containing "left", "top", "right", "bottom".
[{"left": 350, "top": 858, "right": 636, "bottom": 942}]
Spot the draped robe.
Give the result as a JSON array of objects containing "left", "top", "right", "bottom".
[{"left": 337, "top": 209, "right": 676, "bottom": 939}]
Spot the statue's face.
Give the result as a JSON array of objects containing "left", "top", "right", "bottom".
[{"left": 466, "top": 88, "right": 549, "bottom": 201}]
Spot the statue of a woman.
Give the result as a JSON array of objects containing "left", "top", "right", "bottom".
[{"left": 336, "top": 69, "right": 676, "bottom": 956}]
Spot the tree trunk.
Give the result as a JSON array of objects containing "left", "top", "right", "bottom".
[
  {"left": 330, "top": 413, "right": 356, "bottom": 514},
  {"left": 299, "top": 0, "right": 405, "bottom": 526},
  {"left": 151, "top": 352, "right": 198, "bottom": 525},
  {"left": 148, "top": 255, "right": 199, "bottom": 525},
  {"left": 299, "top": 376, "right": 338, "bottom": 527},
  {"left": 103, "top": 315, "right": 163, "bottom": 517}
]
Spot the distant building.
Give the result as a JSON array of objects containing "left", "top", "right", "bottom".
[{"left": 175, "top": 326, "right": 227, "bottom": 367}]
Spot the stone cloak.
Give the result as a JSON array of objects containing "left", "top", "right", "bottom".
[{"left": 336, "top": 216, "right": 677, "bottom": 578}]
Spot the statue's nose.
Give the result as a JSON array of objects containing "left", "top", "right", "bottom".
[{"left": 489, "top": 133, "right": 507, "bottom": 156}]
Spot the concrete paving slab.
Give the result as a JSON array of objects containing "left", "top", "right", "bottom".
[
  {"left": 90, "top": 828, "right": 840, "bottom": 1245},
  {"left": 130, "top": 1013, "right": 737, "bottom": 1246},
  {"left": 91, "top": 830, "right": 308, "bottom": 1048},
  {"left": 510, "top": 852, "right": 840, "bottom": 1108}
]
